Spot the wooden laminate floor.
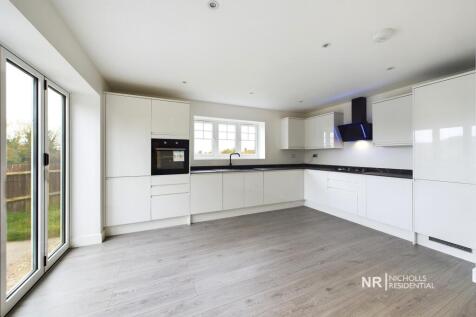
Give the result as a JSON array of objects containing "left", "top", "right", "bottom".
[{"left": 9, "top": 207, "right": 476, "bottom": 317}]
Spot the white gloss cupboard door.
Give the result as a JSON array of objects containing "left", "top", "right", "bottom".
[
  {"left": 106, "top": 94, "right": 151, "bottom": 177},
  {"left": 365, "top": 176, "right": 413, "bottom": 231},
  {"left": 190, "top": 173, "right": 223, "bottom": 214},
  {"left": 305, "top": 113, "right": 343, "bottom": 149},
  {"left": 304, "top": 170, "right": 328, "bottom": 206},
  {"left": 413, "top": 72, "right": 476, "bottom": 183},
  {"left": 223, "top": 173, "right": 245, "bottom": 210},
  {"left": 151, "top": 99, "right": 190, "bottom": 139},
  {"left": 326, "top": 172, "right": 365, "bottom": 216},
  {"left": 151, "top": 193, "right": 190, "bottom": 220},
  {"left": 244, "top": 172, "right": 264, "bottom": 207},
  {"left": 263, "top": 170, "right": 304, "bottom": 204},
  {"left": 106, "top": 177, "right": 150, "bottom": 226},
  {"left": 373, "top": 94, "right": 412, "bottom": 146},
  {"left": 414, "top": 180, "right": 476, "bottom": 249},
  {"left": 281, "top": 117, "right": 305, "bottom": 149}
]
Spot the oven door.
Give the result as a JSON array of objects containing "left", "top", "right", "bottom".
[{"left": 151, "top": 139, "right": 189, "bottom": 175}]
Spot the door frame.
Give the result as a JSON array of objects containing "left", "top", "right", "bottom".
[{"left": 0, "top": 47, "right": 70, "bottom": 316}]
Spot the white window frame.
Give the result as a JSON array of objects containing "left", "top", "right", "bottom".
[{"left": 193, "top": 116, "right": 265, "bottom": 160}]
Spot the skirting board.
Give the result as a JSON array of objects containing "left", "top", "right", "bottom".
[
  {"left": 304, "top": 200, "right": 414, "bottom": 242},
  {"left": 191, "top": 201, "right": 305, "bottom": 223},
  {"left": 105, "top": 216, "right": 190, "bottom": 236}
]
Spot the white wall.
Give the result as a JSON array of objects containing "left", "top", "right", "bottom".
[
  {"left": 304, "top": 86, "right": 413, "bottom": 169},
  {"left": 190, "top": 100, "right": 304, "bottom": 166}
]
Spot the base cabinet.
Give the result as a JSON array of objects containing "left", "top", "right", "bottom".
[
  {"left": 191, "top": 173, "right": 223, "bottom": 214},
  {"left": 414, "top": 180, "right": 476, "bottom": 249},
  {"left": 151, "top": 193, "right": 190, "bottom": 220},
  {"left": 106, "top": 176, "right": 150, "bottom": 226},
  {"left": 365, "top": 175, "right": 412, "bottom": 231},
  {"left": 244, "top": 172, "right": 264, "bottom": 207},
  {"left": 263, "top": 170, "right": 304, "bottom": 204},
  {"left": 223, "top": 173, "right": 245, "bottom": 210}
]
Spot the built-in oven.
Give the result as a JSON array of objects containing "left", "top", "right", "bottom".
[{"left": 151, "top": 138, "right": 189, "bottom": 175}]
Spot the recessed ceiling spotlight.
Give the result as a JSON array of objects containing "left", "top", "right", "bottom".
[
  {"left": 322, "top": 43, "right": 331, "bottom": 48},
  {"left": 249, "top": 92, "right": 254, "bottom": 95},
  {"left": 386, "top": 66, "right": 395, "bottom": 71},
  {"left": 299, "top": 100, "right": 304, "bottom": 103},
  {"left": 208, "top": 0, "right": 219, "bottom": 9},
  {"left": 182, "top": 80, "right": 187, "bottom": 84},
  {"left": 373, "top": 28, "right": 396, "bottom": 43}
]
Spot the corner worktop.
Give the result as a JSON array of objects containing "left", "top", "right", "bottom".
[{"left": 190, "top": 164, "right": 412, "bottom": 179}]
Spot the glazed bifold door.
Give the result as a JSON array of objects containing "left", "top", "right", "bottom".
[{"left": 0, "top": 48, "right": 69, "bottom": 316}]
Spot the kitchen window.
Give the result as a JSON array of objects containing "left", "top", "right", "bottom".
[{"left": 194, "top": 116, "right": 265, "bottom": 160}]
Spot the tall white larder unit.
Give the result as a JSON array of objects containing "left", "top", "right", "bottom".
[{"left": 413, "top": 71, "right": 476, "bottom": 251}]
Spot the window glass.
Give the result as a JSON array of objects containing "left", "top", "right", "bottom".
[{"left": 194, "top": 121, "right": 213, "bottom": 156}]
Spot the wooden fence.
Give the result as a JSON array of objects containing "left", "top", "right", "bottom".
[{"left": 6, "top": 164, "right": 61, "bottom": 212}]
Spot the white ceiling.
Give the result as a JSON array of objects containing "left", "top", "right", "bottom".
[{"left": 51, "top": 0, "right": 475, "bottom": 111}]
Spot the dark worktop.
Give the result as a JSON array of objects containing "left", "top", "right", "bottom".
[{"left": 190, "top": 164, "right": 412, "bottom": 179}]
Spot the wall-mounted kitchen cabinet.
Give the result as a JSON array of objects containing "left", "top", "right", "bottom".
[
  {"left": 106, "top": 93, "right": 151, "bottom": 177},
  {"left": 151, "top": 99, "right": 190, "bottom": 139},
  {"left": 372, "top": 94, "right": 412, "bottom": 146},
  {"left": 281, "top": 117, "right": 305, "bottom": 149},
  {"left": 304, "top": 112, "right": 343, "bottom": 149}
]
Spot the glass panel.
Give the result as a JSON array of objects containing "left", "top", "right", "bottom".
[
  {"left": 46, "top": 87, "right": 65, "bottom": 256},
  {"left": 241, "top": 140, "right": 256, "bottom": 155},
  {"left": 5, "top": 61, "right": 37, "bottom": 294}
]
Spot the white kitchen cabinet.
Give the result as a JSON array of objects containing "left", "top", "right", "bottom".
[
  {"left": 305, "top": 112, "right": 343, "bottom": 149},
  {"left": 151, "top": 99, "right": 190, "bottom": 139},
  {"left": 365, "top": 175, "right": 412, "bottom": 231},
  {"left": 413, "top": 71, "right": 476, "bottom": 184},
  {"left": 106, "top": 176, "right": 150, "bottom": 226},
  {"left": 326, "top": 172, "right": 365, "bottom": 216},
  {"left": 263, "top": 170, "right": 304, "bottom": 204},
  {"left": 281, "top": 117, "right": 305, "bottom": 149},
  {"left": 151, "top": 193, "right": 190, "bottom": 220},
  {"left": 373, "top": 94, "right": 413, "bottom": 146},
  {"left": 223, "top": 172, "right": 245, "bottom": 210},
  {"left": 304, "top": 169, "right": 328, "bottom": 206},
  {"left": 106, "top": 93, "right": 151, "bottom": 177},
  {"left": 191, "top": 173, "right": 223, "bottom": 214},
  {"left": 244, "top": 171, "right": 264, "bottom": 207},
  {"left": 414, "top": 180, "right": 476, "bottom": 249}
]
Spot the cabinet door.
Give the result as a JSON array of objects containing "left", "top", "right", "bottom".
[
  {"left": 223, "top": 173, "right": 245, "bottom": 210},
  {"left": 263, "top": 170, "right": 304, "bottom": 204},
  {"left": 413, "top": 72, "right": 476, "bottom": 183},
  {"left": 304, "top": 170, "right": 328, "bottom": 205},
  {"left": 305, "top": 117, "right": 319, "bottom": 149},
  {"left": 326, "top": 172, "right": 365, "bottom": 215},
  {"left": 373, "top": 94, "right": 412, "bottom": 146},
  {"left": 414, "top": 180, "right": 476, "bottom": 249},
  {"left": 191, "top": 173, "right": 223, "bottom": 214},
  {"left": 244, "top": 172, "right": 264, "bottom": 207},
  {"left": 281, "top": 118, "right": 305, "bottom": 149},
  {"left": 106, "top": 177, "right": 150, "bottom": 226},
  {"left": 151, "top": 99, "right": 190, "bottom": 138},
  {"left": 106, "top": 94, "right": 151, "bottom": 177},
  {"left": 151, "top": 193, "right": 190, "bottom": 220},
  {"left": 365, "top": 176, "right": 412, "bottom": 231}
]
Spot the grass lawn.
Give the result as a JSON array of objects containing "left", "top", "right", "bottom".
[{"left": 7, "top": 204, "right": 61, "bottom": 241}]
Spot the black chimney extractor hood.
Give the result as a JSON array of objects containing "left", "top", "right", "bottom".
[{"left": 337, "top": 97, "right": 373, "bottom": 142}]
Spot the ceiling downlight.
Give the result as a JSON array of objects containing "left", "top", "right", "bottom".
[{"left": 208, "top": 0, "right": 219, "bottom": 9}]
